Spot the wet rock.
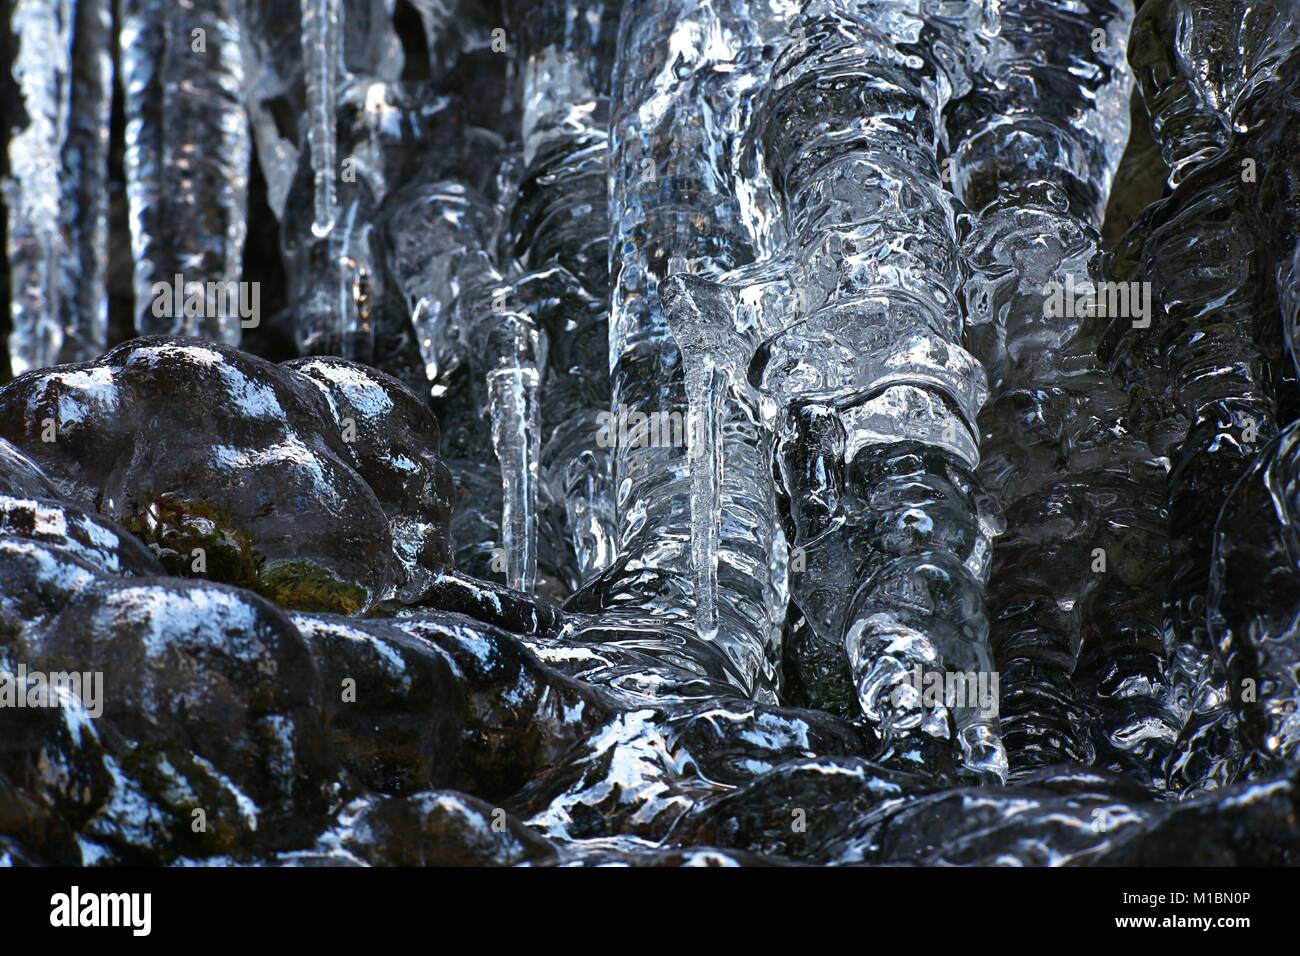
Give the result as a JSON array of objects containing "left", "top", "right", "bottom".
[
  {"left": 0, "top": 437, "right": 62, "bottom": 498},
  {"left": 399, "top": 568, "right": 566, "bottom": 638},
  {"left": 291, "top": 613, "right": 463, "bottom": 795},
  {"left": 13, "top": 577, "right": 336, "bottom": 861},
  {"left": 286, "top": 357, "right": 455, "bottom": 599},
  {"left": 0, "top": 540, "right": 111, "bottom": 651},
  {"left": 394, "top": 612, "right": 612, "bottom": 800},
  {"left": 837, "top": 766, "right": 1300, "bottom": 866},
  {"left": 667, "top": 757, "right": 931, "bottom": 862},
  {"left": 0, "top": 338, "right": 406, "bottom": 613},
  {"left": 0, "top": 691, "right": 112, "bottom": 865},
  {"left": 0, "top": 494, "right": 164, "bottom": 578},
  {"left": 342, "top": 790, "right": 556, "bottom": 866}
]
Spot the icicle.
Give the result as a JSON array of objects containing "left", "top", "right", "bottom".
[
  {"left": 300, "top": 0, "right": 340, "bottom": 240},
  {"left": 589, "top": 0, "right": 788, "bottom": 700},
  {"left": 120, "top": 0, "right": 249, "bottom": 343},
  {"left": 478, "top": 301, "right": 546, "bottom": 594},
  {"left": 5, "top": 0, "right": 111, "bottom": 373},
  {"left": 506, "top": 0, "right": 619, "bottom": 593},
  {"left": 661, "top": 271, "right": 754, "bottom": 642}
]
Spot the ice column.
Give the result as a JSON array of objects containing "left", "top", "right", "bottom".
[
  {"left": 120, "top": 0, "right": 250, "bottom": 342},
  {"left": 742, "top": 0, "right": 1004, "bottom": 777},
  {"left": 948, "top": 0, "right": 1181, "bottom": 783},
  {"left": 5, "top": 0, "right": 112, "bottom": 373},
  {"left": 581, "top": 0, "right": 787, "bottom": 699},
  {"left": 1107, "top": 0, "right": 1298, "bottom": 791},
  {"left": 507, "top": 0, "right": 620, "bottom": 591}
]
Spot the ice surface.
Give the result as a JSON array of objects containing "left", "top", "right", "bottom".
[
  {"left": 5, "top": 0, "right": 112, "bottom": 373},
  {"left": 121, "top": 0, "right": 249, "bottom": 342},
  {"left": 948, "top": 0, "right": 1181, "bottom": 786}
]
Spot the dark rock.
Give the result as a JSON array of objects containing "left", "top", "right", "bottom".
[
  {"left": 286, "top": 357, "right": 455, "bottom": 599},
  {"left": 342, "top": 791, "right": 556, "bottom": 866},
  {"left": 399, "top": 568, "right": 566, "bottom": 637},
  {"left": 0, "top": 437, "right": 62, "bottom": 498},
  {"left": 0, "top": 337, "right": 458, "bottom": 613},
  {"left": 394, "top": 612, "right": 611, "bottom": 800},
  {"left": 0, "top": 691, "right": 112, "bottom": 864},
  {"left": 14, "top": 576, "right": 336, "bottom": 861},
  {"left": 291, "top": 613, "right": 464, "bottom": 795},
  {"left": 0, "top": 494, "right": 164, "bottom": 577}
]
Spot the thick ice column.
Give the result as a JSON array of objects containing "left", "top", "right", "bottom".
[
  {"left": 120, "top": 0, "right": 250, "bottom": 342},
  {"left": 743, "top": 0, "right": 1004, "bottom": 777},
  {"left": 1204, "top": 13, "right": 1300, "bottom": 778},
  {"left": 947, "top": 0, "right": 1180, "bottom": 783},
  {"left": 1210, "top": 420, "right": 1300, "bottom": 772},
  {"left": 1106, "top": 0, "right": 1298, "bottom": 792},
  {"left": 578, "top": 0, "right": 787, "bottom": 700},
  {"left": 5, "top": 0, "right": 112, "bottom": 373},
  {"left": 506, "top": 0, "right": 620, "bottom": 591}
]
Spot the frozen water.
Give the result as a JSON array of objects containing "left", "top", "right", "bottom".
[
  {"left": 5, "top": 0, "right": 111, "bottom": 373},
  {"left": 121, "top": 0, "right": 249, "bottom": 342}
]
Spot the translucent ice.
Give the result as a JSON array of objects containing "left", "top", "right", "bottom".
[
  {"left": 120, "top": 0, "right": 250, "bottom": 342},
  {"left": 5, "top": 0, "right": 112, "bottom": 373}
]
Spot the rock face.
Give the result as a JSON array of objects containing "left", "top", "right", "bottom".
[{"left": 0, "top": 338, "right": 454, "bottom": 613}]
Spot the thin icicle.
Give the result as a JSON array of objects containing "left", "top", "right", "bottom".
[
  {"left": 662, "top": 270, "right": 756, "bottom": 645},
  {"left": 300, "top": 0, "right": 340, "bottom": 239},
  {"left": 488, "top": 360, "right": 542, "bottom": 593}
]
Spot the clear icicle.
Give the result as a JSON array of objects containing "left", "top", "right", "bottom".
[
  {"left": 300, "top": 0, "right": 340, "bottom": 239},
  {"left": 579, "top": 0, "right": 789, "bottom": 699},
  {"left": 484, "top": 316, "right": 546, "bottom": 594},
  {"left": 5, "top": 0, "right": 111, "bottom": 374},
  {"left": 507, "top": 0, "right": 620, "bottom": 593},
  {"left": 120, "top": 0, "right": 250, "bottom": 343},
  {"left": 662, "top": 272, "right": 756, "bottom": 643},
  {"left": 683, "top": 361, "right": 724, "bottom": 639}
]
